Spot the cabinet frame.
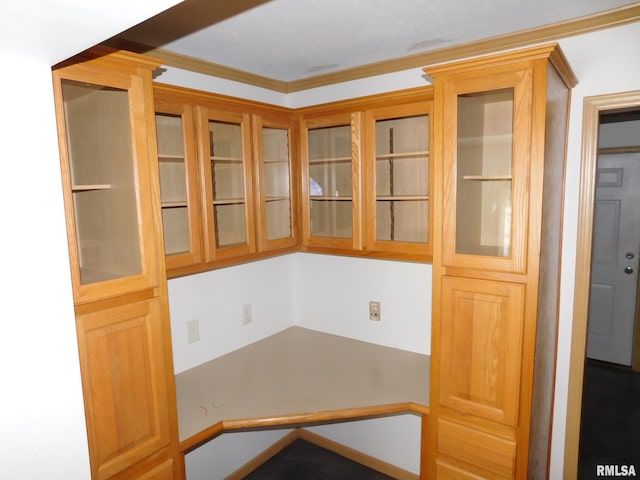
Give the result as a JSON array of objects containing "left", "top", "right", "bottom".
[{"left": 363, "top": 101, "right": 433, "bottom": 258}]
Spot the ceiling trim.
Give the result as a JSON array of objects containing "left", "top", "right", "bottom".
[{"left": 111, "top": 3, "right": 640, "bottom": 94}]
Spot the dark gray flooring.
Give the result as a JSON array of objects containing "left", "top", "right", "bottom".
[
  {"left": 241, "top": 439, "right": 396, "bottom": 480},
  {"left": 578, "top": 359, "right": 640, "bottom": 479}
]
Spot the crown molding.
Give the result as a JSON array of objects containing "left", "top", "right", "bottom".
[{"left": 109, "top": 4, "right": 640, "bottom": 94}]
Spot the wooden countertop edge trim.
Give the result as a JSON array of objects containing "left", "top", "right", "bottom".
[{"left": 179, "top": 402, "right": 429, "bottom": 453}]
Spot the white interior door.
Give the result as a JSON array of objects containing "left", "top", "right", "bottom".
[{"left": 587, "top": 153, "right": 640, "bottom": 365}]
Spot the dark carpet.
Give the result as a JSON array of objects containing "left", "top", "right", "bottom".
[
  {"left": 241, "top": 439, "right": 396, "bottom": 480},
  {"left": 578, "top": 360, "right": 640, "bottom": 479}
]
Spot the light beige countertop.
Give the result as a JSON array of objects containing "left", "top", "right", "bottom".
[{"left": 175, "top": 326, "right": 430, "bottom": 451}]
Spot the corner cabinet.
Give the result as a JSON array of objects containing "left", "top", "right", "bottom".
[
  {"left": 425, "top": 44, "right": 576, "bottom": 479},
  {"left": 53, "top": 47, "right": 182, "bottom": 480},
  {"left": 299, "top": 88, "right": 434, "bottom": 260}
]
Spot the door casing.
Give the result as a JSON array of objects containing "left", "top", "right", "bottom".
[{"left": 564, "top": 90, "right": 640, "bottom": 479}]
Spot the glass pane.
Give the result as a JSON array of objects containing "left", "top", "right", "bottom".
[
  {"left": 456, "top": 88, "right": 514, "bottom": 257},
  {"left": 156, "top": 113, "right": 190, "bottom": 255},
  {"left": 263, "top": 127, "right": 292, "bottom": 240},
  {"left": 375, "top": 114, "right": 429, "bottom": 243},
  {"left": 209, "top": 120, "right": 246, "bottom": 247},
  {"left": 308, "top": 124, "right": 352, "bottom": 238},
  {"left": 62, "top": 80, "right": 142, "bottom": 284}
]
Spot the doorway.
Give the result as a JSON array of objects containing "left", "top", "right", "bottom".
[{"left": 565, "top": 91, "right": 640, "bottom": 479}]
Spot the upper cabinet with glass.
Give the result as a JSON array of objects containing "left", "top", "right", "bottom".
[
  {"left": 364, "top": 101, "right": 432, "bottom": 258},
  {"left": 432, "top": 59, "right": 536, "bottom": 273},
  {"left": 54, "top": 49, "right": 163, "bottom": 303}
]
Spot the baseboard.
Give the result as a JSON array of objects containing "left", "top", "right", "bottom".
[{"left": 225, "top": 428, "right": 419, "bottom": 480}]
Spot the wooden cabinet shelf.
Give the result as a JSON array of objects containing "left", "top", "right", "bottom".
[
  {"left": 71, "top": 184, "right": 112, "bottom": 191},
  {"left": 375, "top": 150, "right": 428, "bottom": 160}
]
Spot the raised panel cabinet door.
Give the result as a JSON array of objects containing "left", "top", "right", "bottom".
[
  {"left": 76, "top": 298, "right": 172, "bottom": 480},
  {"left": 363, "top": 101, "right": 432, "bottom": 258},
  {"left": 53, "top": 51, "right": 162, "bottom": 304},
  {"left": 300, "top": 112, "right": 363, "bottom": 250},
  {"left": 154, "top": 101, "right": 203, "bottom": 270},
  {"left": 439, "top": 66, "right": 533, "bottom": 274},
  {"left": 196, "top": 106, "right": 257, "bottom": 261},
  {"left": 437, "top": 276, "right": 525, "bottom": 426},
  {"left": 252, "top": 114, "right": 299, "bottom": 251}
]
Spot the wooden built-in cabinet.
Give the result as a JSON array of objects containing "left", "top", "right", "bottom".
[
  {"left": 425, "top": 44, "right": 576, "bottom": 479},
  {"left": 53, "top": 47, "right": 182, "bottom": 480},
  {"left": 153, "top": 84, "right": 299, "bottom": 277},
  {"left": 298, "top": 88, "right": 434, "bottom": 261}
]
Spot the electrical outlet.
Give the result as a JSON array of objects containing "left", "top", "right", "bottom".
[
  {"left": 187, "top": 319, "right": 200, "bottom": 344},
  {"left": 369, "top": 301, "right": 381, "bottom": 321},
  {"left": 242, "top": 303, "right": 252, "bottom": 325}
]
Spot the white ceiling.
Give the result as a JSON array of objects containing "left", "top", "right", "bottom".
[
  {"left": 117, "top": 0, "right": 639, "bottom": 82},
  {"left": 2, "top": 0, "right": 637, "bottom": 81}
]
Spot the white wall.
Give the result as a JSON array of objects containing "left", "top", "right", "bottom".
[
  {"left": 551, "top": 23, "right": 640, "bottom": 477},
  {"left": 292, "top": 253, "right": 431, "bottom": 354},
  {"left": 168, "top": 255, "right": 296, "bottom": 374},
  {"left": 0, "top": 55, "right": 90, "bottom": 479}
]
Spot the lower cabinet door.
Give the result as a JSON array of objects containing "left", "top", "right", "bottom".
[
  {"left": 438, "top": 276, "right": 525, "bottom": 426},
  {"left": 76, "top": 297, "right": 173, "bottom": 480}
]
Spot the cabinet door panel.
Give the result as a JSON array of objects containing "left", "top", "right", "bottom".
[
  {"left": 301, "top": 113, "right": 362, "bottom": 250},
  {"left": 197, "top": 107, "right": 256, "bottom": 260},
  {"left": 54, "top": 67, "right": 160, "bottom": 304},
  {"left": 437, "top": 419, "right": 516, "bottom": 479},
  {"left": 253, "top": 114, "right": 298, "bottom": 251},
  {"left": 441, "top": 67, "right": 533, "bottom": 273},
  {"left": 364, "top": 101, "right": 432, "bottom": 257},
  {"left": 76, "top": 298, "right": 172, "bottom": 480},
  {"left": 154, "top": 102, "right": 203, "bottom": 269},
  {"left": 438, "top": 276, "right": 525, "bottom": 426}
]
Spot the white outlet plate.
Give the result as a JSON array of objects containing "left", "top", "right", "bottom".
[
  {"left": 369, "top": 301, "right": 381, "bottom": 321},
  {"left": 242, "top": 303, "right": 252, "bottom": 325},
  {"left": 187, "top": 318, "right": 200, "bottom": 344}
]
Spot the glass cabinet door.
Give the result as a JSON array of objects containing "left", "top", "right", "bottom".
[
  {"left": 253, "top": 114, "right": 298, "bottom": 251},
  {"left": 442, "top": 69, "right": 532, "bottom": 272},
  {"left": 365, "top": 102, "right": 431, "bottom": 256},
  {"left": 154, "top": 102, "right": 202, "bottom": 269},
  {"left": 198, "top": 107, "right": 256, "bottom": 260},
  {"left": 301, "top": 113, "right": 361, "bottom": 249},
  {"left": 55, "top": 71, "right": 160, "bottom": 303}
]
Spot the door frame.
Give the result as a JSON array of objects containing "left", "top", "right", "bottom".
[{"left": 564, "top": 90, "right": 640, "bottom": 478}]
